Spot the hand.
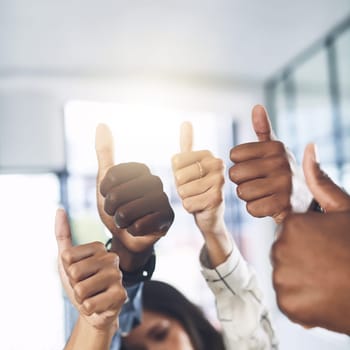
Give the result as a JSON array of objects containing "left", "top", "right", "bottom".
[
  {"left": 55, "top": 208, "right": 127, "bottom": 332},
  {"left": 229, "top": 105, "right": 292, "bottom": 224},
  {"left": 95, "top": 124, "right": 174, "bottom": 268},
  {"left": 271, "top": 144, "right": 350, "bottom": 334},
  {"left": 271, "top": 211, "right": 350, "bottom": 334},
  {"left": 172, "top": 122, "right": 232, "bottom": 266}
]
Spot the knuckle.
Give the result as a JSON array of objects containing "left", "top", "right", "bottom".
[
  {"left": 214, "top": 173, "right": 225, "bottom": 186},
  {"left": 91, "top": 241, "right": 105, "bottom": 252},
  {"left": 67, "top": 265, "right": 80, "bottom": 281},
  {"left": 177, "top": 185, "right": 186, "bottom": 198},
  {"left": 116, "top": 287, "right": 128, "bottom": 303},
  {"left": 151, "top": 175, "right": 163, "bottom": 188},
  {"left": 171, "top": 154, "right": 179, "bottom": 169},
  {"left": 183, "top": 198, "right": 193, "bottom": 213},
  {"left": 82, "top": 300, "right": 95, "bottom": 315},
  {"left": 277, "top": 295, "right": 301, "bottom": 323},
  {"left": 272, "top": 140, "right": 285, "bottom": 153},
  {"left": 211, "top": 157, "right": 225, "bottom": 170},
  {"left": 229, "top": 147, "right": 238, "bottom": 161},
  {"left": 274, "top": 155, "right": 289, "bottom": 169},
  {"left": 212, "top": 193, "right": 223, "bottom": 207},
  {"left": 272, "top": 266, "right": 285, "bottom": 289},
  {"left": 74, "top": 283, "right": 86, "bottom": 302},
  {"left": 130, "top": 221, "right": 143, "bottom": 235},
  {"left": 165, "top": 206, "right": 175, "bottom": 225},
  {"left": 229, "top": 165, "right": 239, "bottom": 183},
  {"left": 105, "top": 166, "right": 119, "bottom": 183},
  {"left": 202, "top": 149, "right": 213, "bottom": 157},
  {"left": 246, "top": 202, "right": 260, "bottom": 217},
  {"left": 106, "top": 252, "right": 119, "bottom": 266},
  {"left": 236, "top": 184, "right": 245, "bottom": 199},
  {"left": 175, "top": 172, "right": 183, "bottom": 184},
  {"left": 61, "top": 249, "right": 74, "bottom": 264}
]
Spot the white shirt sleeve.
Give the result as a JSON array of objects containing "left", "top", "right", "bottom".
[
  {"left": 200, "top": 246, "right": 278, "bottom": 350},
  {"left": 287, "top": 147, "right": 313, "bottom": 213}
]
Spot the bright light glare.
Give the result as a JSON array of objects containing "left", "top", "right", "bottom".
[
  {"left": 0, "top": 174, "right": 64, "bottom": 350},
  {"left": 64, "top": 100, "right": 223, "bottom": 175}
]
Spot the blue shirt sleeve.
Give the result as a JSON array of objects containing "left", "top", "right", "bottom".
[{"left": 64, "top": 283, "right": 143, "bottom": 350}]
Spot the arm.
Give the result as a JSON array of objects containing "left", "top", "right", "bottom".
[
  {"left": 200, "top": 245, "right": 277, "bottom": 349},
  {"left": 55, "top": 209, "right": 127, "bottom": 350},
  {"left": 172, "top": 121, "right": 276, "bottom": 349}
]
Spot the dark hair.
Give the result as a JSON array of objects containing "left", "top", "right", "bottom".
[{"left": 123, "top": 279, "right": 225, "bottom": 350}]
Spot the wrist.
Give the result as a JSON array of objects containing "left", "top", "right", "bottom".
[
  {"left": 108, "top": 236, "right": 153, "bottom": 272},
  {"left": 203, "top": 229, "right": 233, "bottom": 268},
  {"left": 106, "top": 237, "right": 156, "bottom": 286},
  {"left": 77, "top": 316, "right": 116, "bottom": 345}
]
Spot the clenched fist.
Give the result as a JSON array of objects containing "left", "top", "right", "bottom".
[
  {"left": 229, "top": 105, "right": 292, "bottom": 224},
  {"left": 95, "top": 124, "right": 174, "bottom": 272}
]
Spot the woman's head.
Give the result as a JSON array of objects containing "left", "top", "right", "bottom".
[{"left": 121, "top": 280, "right": 225, "bottom": 350}]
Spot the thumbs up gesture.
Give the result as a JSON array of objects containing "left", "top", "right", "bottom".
[
  {"left": 229, "top": 105, "right": 292, "bottom": 224},
  {"left": 172, "top": 122, "right": 232, "bottom": 267},
  {"left": 95, "top": 124, "right": 174, "bottom": 272},
  {"left": 271, "top": 145, "right": 350, "bottom": 334},
  {"left": 55, "top": 208, "right": 127, "bottom": 334}
]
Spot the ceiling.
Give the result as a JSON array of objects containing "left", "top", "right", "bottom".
[{"left": 0, "top": 0, "right": 349, "bottom": 83}]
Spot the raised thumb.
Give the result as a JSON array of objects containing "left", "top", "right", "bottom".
[
  {"left": 180, "top": 121, "right": 193, "bottom": 153},
  {"left": 303, "top": 143, "right": 350, "bottom": 212},
  {"left": 55, "top": 208, "right": 73, "bottom": 253},
  {"left": 251, "top": 104, "right": 276, "bottom": 142},
  {"left": 95, "top": 123, "right": 115, "bottom": 182}
]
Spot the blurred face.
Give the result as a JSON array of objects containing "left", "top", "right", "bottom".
[{"left": 122, "top": 310, "right": 195, "bottom": 350}]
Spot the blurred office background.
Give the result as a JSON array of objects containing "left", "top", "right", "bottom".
[{"left": 0, "top": 1, "right": 349, "bottom": 349}]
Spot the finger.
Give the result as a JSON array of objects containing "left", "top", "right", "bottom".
[
  {"left": 114, "top": 193, "right": 172, "bottom": 230},
  {"left": 303, "top": 143, "right": 350, "bottom": 212},
  {"left": 95, "top": 123, "right": 115, "bottom": 185},
  {"left": 182, "top": 186, "right": 222, "bottom": 213},
  {"left": 74, "top": 270, "right": 118, "bottom": 304},
  {"left": 180, "top": 121, "right": 193, "bottom": 153},
  {"left": 104, "top": 174, "right": 163, "bottom": 216},
  {"left": 229, "top": 154, "right": 290, "bottom": 185},
  {"left": 230, "top": 140, "right": 285, "bottom": 163},
  {"left": 251, "top": 104, "right": 276, "bottom": 142},
  {"left": 101, "top": 163, "right": 151, "bottom": 198},
  {"left": 66, "top": 254, "right": 114, "bottom": 283},
  {"left": 82, "top": 285, "right": 127, "bottom": 316},
  {"left": 62, "top": 241, "right": 106, "bottom": 265},
  {"left": 177, "top": 175, "right": 216, "bottom": 199},
  {"left": 174, "top": 162, "right": 206, "bottom": 186},
  {"left": 245, "top": 194, "right": 291, "bottom": 220},
  {"left": 55, "top": 208, "right": 73, "bottom": 253},
  {"left": 236, "top": 175, "right": 291, "bottom": 203},
  {"left": 127, "top": 210, "right": 174, "bottom": 236},
  {"left": 172, "top": 150, "right": 212, "bottom": 171}
]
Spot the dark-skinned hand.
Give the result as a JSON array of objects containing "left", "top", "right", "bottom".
[
  {"left": 95, "top": 124, "right": 174, "bottom": 272},
  {"left": 271, "top": 143, "right": 350, "bottom": 335},
  {"left": 229, "top": 105, "right": 292, "bottom": 224}
]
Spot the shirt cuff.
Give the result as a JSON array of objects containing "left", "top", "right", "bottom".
[{"left": 200, "top": 245, "right": 262, "bottom": 300}]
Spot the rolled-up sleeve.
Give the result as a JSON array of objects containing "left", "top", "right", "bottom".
[{"left": 200, "top": 246, "right": 278, "bottom": 350}]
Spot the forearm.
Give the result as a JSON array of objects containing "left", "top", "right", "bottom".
[
  {"left": 200, "top": 220, "right": 233, "bottom": 268},
  {"left": 201, "top": 247, "right": 277, "bottom": 349},
  {"left": 64, "top": 316, "right": 115, "bottom": 350}
]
